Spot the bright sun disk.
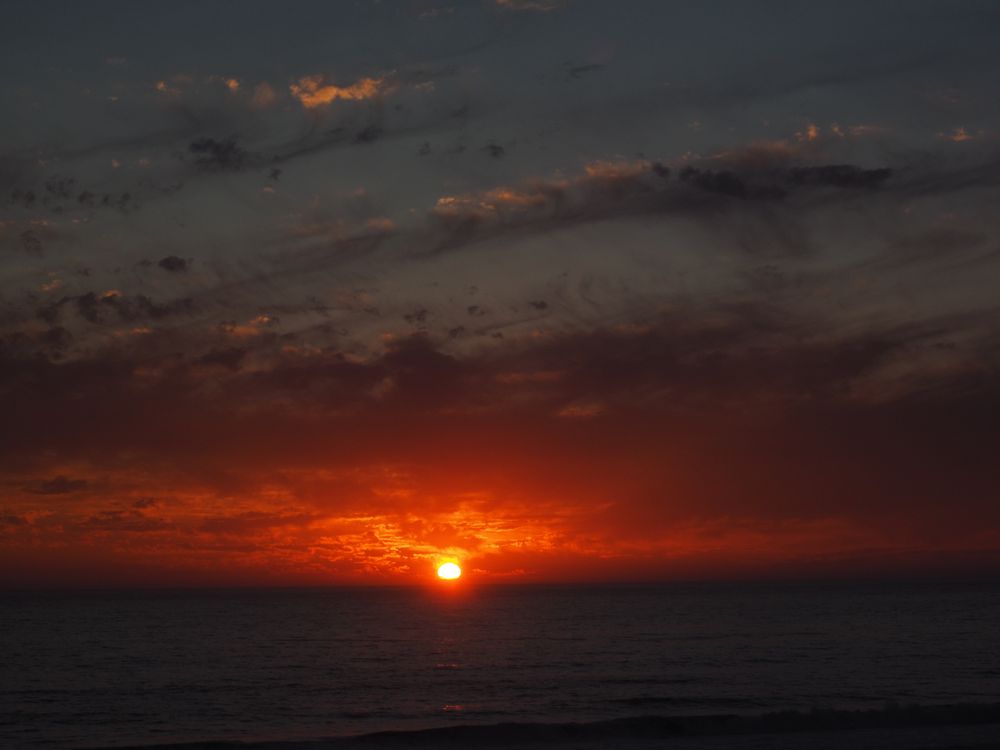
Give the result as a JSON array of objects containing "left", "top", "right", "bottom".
[{"left": 437, "top": 562, "right": 461, "bottom": 580}]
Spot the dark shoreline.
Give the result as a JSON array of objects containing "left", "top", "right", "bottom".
[{"left": 90, "top": 703, "right": 1000, "bottom": 750}]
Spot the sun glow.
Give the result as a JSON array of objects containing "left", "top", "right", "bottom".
[{"left": 437, "top": 562, "right": 462, "bottom": 580}]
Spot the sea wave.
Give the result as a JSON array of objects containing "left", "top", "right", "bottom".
[{"left": 91, "top": 702, "right": 1000, "bottom": 750}]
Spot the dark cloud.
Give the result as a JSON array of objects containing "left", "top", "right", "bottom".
[
  {"left": 82, "top": 510, "right": 172, "bottom": 532},
  {"left": 0, "top": 327, "right": 73, "bottom": 360},
  {"left": 677, "top": 163, "right": 890, "bottom": 200},
  {"left": 188, "top": 137, "right": 249, "bottom": 170},
  {"left": 354, "top": 126, "right": 383, "bottom": 144},
  {"left": 18, "top": 230, "right": 43, "bottom": 256},
  {"left": 27, "top": 475, "right": 89, "bottom": 495},
  {"left": 787, "top": 165, "right": 892, "bottom": 189},
  {"left": 3, "top": 296, "right": 995, "bottom": 465},
  {"left": 567, "top": 63, "right": 605, "bottom": 79},
  {"left": 76, "top": 291, "right": 192, "bottom": 324},
  {"left": 158, "top": 255, "right": 189, "bottom": 272},
  {"left": 9, "top": 189, "right": 37, "bottom": 208},
  {"left": 679, "top": 167, "right": 751, "bottom": 199},
  {"left": 38, "top": 292, "right": 195, "bottom": 325},
  {"left": 0, "top": 512, "right": 29, "bottom": 527},
  {"left": 10, "top": 181, "right": 135, "bottom": 215},
  {"left": 420, "top": 157, "right": 897, "bottom": 257},
  {"left": 679, "top": 166, "right": 787, "bottom": 200},
  {"left": 43, "top": 176, "right": 77, "bottom": 199},
  {"left": 404, "top": 308, "right": 429, "bottom": 324}
]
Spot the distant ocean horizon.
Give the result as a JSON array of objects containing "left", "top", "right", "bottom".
[{"left": 3, "top": 581, "right": 999, "bottom": 748}]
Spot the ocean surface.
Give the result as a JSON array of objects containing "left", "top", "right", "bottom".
[{"left": 2, "top": 582, "right": 999, "bottom": 748}]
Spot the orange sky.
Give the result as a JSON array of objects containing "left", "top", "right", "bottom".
[{"left": 2, "top": 328, "right": 998, "bottom": 586}]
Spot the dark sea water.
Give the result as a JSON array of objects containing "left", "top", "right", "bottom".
[{"left": 2, "top": 582, "right": 1000, "bottom": 748}]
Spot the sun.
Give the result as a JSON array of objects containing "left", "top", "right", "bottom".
[{"left": 437, "top": 562, "right": 462, "bottom": 580}]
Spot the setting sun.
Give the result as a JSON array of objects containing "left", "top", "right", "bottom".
[{"left": 437, "top": 562, "right": 462, "bottom": 580}]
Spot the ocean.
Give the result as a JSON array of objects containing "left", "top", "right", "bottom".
[{"left": 2, "top": 582, "right": 999, "bottom": 748}]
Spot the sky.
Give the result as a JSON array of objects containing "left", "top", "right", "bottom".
[{"left": 1, "top": 0, "right": 999, "bottom": 586}]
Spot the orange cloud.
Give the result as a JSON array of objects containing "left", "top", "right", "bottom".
[
  {"left": 484, "top": 187, "right": 553, "bottom": 207},
  {"left": 289, "top": 74, "right": 389, "bottom": 108},
  {"left": 154, "top": 80, "right": 180, "bottom": 95},
  {"left": 794, "top": 123, "right": 820, "bottom": 142},
  {"left": 220, "top": 314, "right": 278, "bottom": 337},
  {"left": 431, "top": 159, "right": 656, "bottom": 224},
  {"left": 39, "top": 277, "right": 62, "bottom": 293}
]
